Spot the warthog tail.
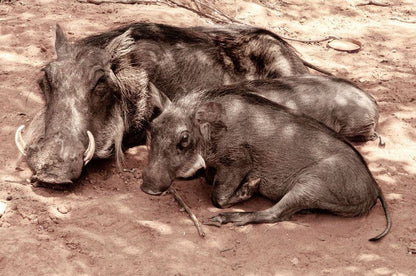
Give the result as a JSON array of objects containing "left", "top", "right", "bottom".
[
  {"left": 369, "top": 193, "right": 392, "bottom": 242},
  {"left": 302, "top": 59, "right": 333, "bottom": 76}
]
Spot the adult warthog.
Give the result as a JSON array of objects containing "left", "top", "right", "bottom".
[{"left": 15, "top": 22, "right": 326, "bottom": 185}]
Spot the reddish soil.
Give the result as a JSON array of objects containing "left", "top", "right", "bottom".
[{"left": 0, "top": 0, "right": 415, "bottom": 275}]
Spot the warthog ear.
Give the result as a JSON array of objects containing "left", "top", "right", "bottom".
[
  {"left": 106, "top": 28, "right": 135, "bottom": 62},
  {"left": 148, "top": 82, "right": 171, "bottom": 112},
  {"left": 195, "top": 102, "right": 226, "bottom": 141},
  {"left": 55, "top": 24, "right": 70, "bottom": 58}
]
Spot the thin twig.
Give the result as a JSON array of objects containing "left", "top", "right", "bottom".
[
  {"left": 278, "top": 35, "right": 338, "bottom": 43},
  {"left": 169, "top": 186, "right": 206, "bottom": 237},
  {"left": 190, "top": 0, "right": 201, "bottom": 12},
  {"left": 258, "top": 0, "right": 281, "bottom": 13},
  {"left": 4, "top": 179, "right": 28, "bottom": 185},
  {"left": 165, "top": 0, "right": 228, "bottom": 24},
  {"left": 391, "top": 17, "right": 416, "bottom": 24},
  {"left": 193, "top": 0, "right": 243, "bottom": 24},
  {"left": 220, "top": 247, "right": 233, "bottom": 253},
  {"left": 77, "top": 0, "right": 241, "bottom": 24}
]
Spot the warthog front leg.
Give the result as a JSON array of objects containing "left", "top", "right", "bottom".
[{"left": 209, "top": 188, "right": 304, "bottom": 226}]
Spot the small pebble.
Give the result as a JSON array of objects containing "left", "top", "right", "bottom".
[
  {"left": 291, "top": 257, "right": 299, "bottom": 266},
  {"left": 408, "top": 242, "right": 416, "bottom": 254},
  {"left": 57, "top": 206, "right": 70, "bottom": 214},
  {"left": 6, "top": 196, "right": 12, "bottom": 201}
]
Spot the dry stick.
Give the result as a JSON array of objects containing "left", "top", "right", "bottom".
[
  {"left": 4, "top": 179, "right": 28, "bottom": 185},
  {"left": 391, "top": 17, "right": 416, "bottom": 24},
  {"left": 278, "top": 35, "right": 339, "bottom": 43},
  {"left": 77, "top": 0, "right": 228, "bottom": 23},
  {"left": 165, "top": 0, "right": 230, "bottom": 24},
  {"left": 258, "top": 0, "right": 281, "bottom": 13},
  {"left": 77, "top": 0, "right": 339, "bottom": 45},
  {"left": 192, "top": 0, "right": 244, "bottom": 24},
  {"left": 169, "top": 186, "right": 206, "bottom": 237},
  {"left": 190, "top": 0, "right": 202, "bottom": 12}
]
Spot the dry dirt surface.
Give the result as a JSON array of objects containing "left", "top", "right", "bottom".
[{"left": 1, "top": 0, "right": 415, "bottom": 275}]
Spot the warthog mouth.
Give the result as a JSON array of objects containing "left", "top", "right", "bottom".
[
  {"left": 15, "top": 125, "right": 96, "bottom": 184},
  {"left": 31, "top": 175, "right": 73, "bottom": 185},
  {"left": 139, "top": 184, "right": 165, "bottom": 196},
  {"left": 15, "top": 125, "right": 96, "bottom": 165}
]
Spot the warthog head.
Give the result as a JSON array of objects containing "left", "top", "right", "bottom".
[
  {"left": 15, "top": 25, "right": 147, "bottom": 185},
  {"left": 141, "top": 86, "right": 207, "bottom": 195}
]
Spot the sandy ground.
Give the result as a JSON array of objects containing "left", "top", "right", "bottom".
[{"left": 0, "top": 0, "right": 415, "bottom": 275}]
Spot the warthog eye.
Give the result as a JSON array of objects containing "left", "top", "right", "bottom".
[
  {"left": 93, "top": 75, "right": 107, "bottom": 95},
  {"left": 177, "top": 131, "right": 191, "bottom": 150},
  {"left": 97, "top": 75, "right": 106, "bottom": 85}
]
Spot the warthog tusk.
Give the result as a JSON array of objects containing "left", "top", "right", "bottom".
[
  {"left": 83, "top": 130, "right": 95, "bottom": 165},
  {"left": 15, "top": 125, "right": 27, "bottom": 156},
  {"left": 176, "top": 154, "right": 206, "bottom": 178}
]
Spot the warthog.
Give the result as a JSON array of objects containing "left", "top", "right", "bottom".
[
  {"left": 212, "top": 75, "right": 382, "bottom": 143},
  {"left": 141, "top": 84, "right": 391, "bottom": 241},
  {"left": 15, "top": 22, "right": 326, "bottom": 186}
]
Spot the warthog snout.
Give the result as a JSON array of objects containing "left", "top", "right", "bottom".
[
  {"left": 141, "top": 163, "right": 173, "bottom": 196},
  {"left": 16, "top": 125, "right": 96, "bottom": 185}
]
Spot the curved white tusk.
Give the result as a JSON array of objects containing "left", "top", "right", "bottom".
[
  {"left": 15, "top": 125, "right": 27, "bottom": 156},
  {"left": 176, "top": 154, "right": 206, "bottom": 178},
  {"left": 83, "top": 130, "right": 95, "bottom": 165}
]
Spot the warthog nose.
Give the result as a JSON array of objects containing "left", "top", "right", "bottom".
[
  {"left": 26, "top": 138, "right": 85, "bottom": 185},
  {"left": 140, "top": 179, "right": 164, "bottom": 196},
  {"left": 140, "top": 184, "right": 164, "bottom": 196},
  {"left": 211, "top": 196, "right": 222, "bottom": 208},
  {"left": 211, "top": 195, "right": 230, "bottom": 209}
]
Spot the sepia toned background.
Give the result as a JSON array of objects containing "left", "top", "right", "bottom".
[{"left": 0, "top": 0, "right": 415, "bottom": 274}]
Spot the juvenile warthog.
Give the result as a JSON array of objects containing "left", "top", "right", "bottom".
[
  {"left": 15, "top": 23, "right": 325, "bottom": 186},
  {"left": 141, "top": 85, "right": 391, "bottom": 241},
  {"left": 214, "top": 75, "right": 382, "bottom": 143}
]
